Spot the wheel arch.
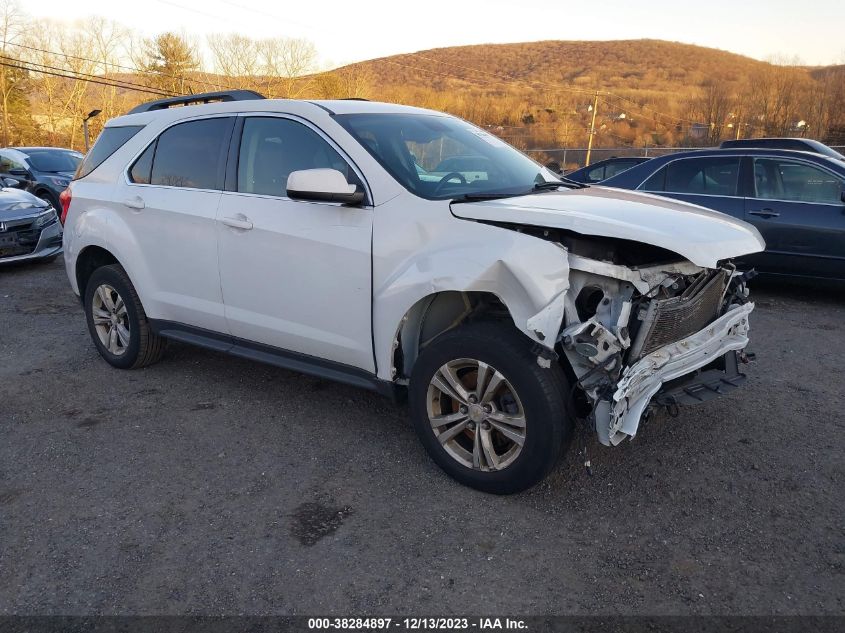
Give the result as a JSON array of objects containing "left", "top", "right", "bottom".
[
  {"left": 391, "top": 290, "right": 528, "bottom": 381},
  {"left": 75, "top": 245, "right": 121, "bottom": 299}
]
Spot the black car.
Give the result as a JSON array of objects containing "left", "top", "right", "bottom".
[
  {"left": 719, "top": 138, "right": 845, "bottom": 162},
  {"left": 0, "top": 147, "right": 83, "bottom": 210},
  {"left": 602, "top": 148, "right": 845, "bottom": 280},
  {"left": 0, "top": 187, "right": 63, "bottom": 264},
  {"left": 564, "top": 156, "right": 650, "bottom": 183}
]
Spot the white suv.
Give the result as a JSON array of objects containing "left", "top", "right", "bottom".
[{"left": 62, "top": 91, "right": 765, "bottom": 493}]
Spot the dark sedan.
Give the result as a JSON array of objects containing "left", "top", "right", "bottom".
[
  {"left": 0, "top": 187, "right": 63, "bottom": 264},
  {"left": 0, "top": 147, "right": 82, "bottom": 211},
  {"left": 564, "top": 156, "right": 650, "bottom": 183},
  {"left": 602, "top": 148, "right": 845, "bottom": 280}
]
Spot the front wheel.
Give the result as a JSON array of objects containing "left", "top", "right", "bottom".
[{"left": 409, "top": 322, "right": 574, "bottom": 494}]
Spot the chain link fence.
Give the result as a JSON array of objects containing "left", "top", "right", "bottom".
[{"left": 524, "top": 146, "right": 845, "bottom": 173}]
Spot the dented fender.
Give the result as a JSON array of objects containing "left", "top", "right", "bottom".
[{"left": 372, "top": 195, "right": 571, "bottom": 380}]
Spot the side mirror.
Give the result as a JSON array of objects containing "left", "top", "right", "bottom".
[
  {"left": 287, "top": 169, "right": 365, "bottom": 206},
  {"left": 8, "top": 167, "right": 29, "bottom": 178},
  {"left": 1, "top": 177, "right": 21, "bottom": 188}
]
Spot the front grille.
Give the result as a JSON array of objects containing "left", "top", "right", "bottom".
[
  {"left": 629, "top": 269, "right": 728, "bottom": 359},
  {"left": 0, "top": 217, "right": 42, "bottom": 258}
]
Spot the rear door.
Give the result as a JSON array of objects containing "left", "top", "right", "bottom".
[
  {"left": 744, "top": 156, "right": 845, "bottom": 278},
  {"left": 117, "top": 116, "right": 234, "bottom": 332}
]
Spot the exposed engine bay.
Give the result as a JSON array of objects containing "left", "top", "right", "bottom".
[{"left": 553, "top": 241, "right": 755, "bottom": 447}]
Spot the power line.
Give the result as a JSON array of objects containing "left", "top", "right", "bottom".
[
  {"left": 2, "top": 40, "right": 238, "bottom": 94},
  {"left": 1, "top": 55, "right": 175, "bottom": 96},
  {"left": 0, "top": 59, "right": 172, "bottom": 96}
]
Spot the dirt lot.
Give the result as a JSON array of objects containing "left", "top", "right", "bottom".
[{"left": 1, "top": 258, "right": 843, "bottom": 616}]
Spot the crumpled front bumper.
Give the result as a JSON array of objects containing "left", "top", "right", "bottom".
[
  {"left": 0, "top": 220, "right": 63, "bottom": 265},
  {"left": 596, "top": 302, "right": 754, "bottom": 446}
]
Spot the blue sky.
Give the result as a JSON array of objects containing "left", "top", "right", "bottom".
[{"left": 24, "top": 0, "right": 845, "bottom": 68}]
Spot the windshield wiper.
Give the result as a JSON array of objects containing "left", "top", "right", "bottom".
[
  {"left": 533, "top": 179, "right": 589, "bottom": 191},
  {"left": 450, "top": 192, "right": 524, "bottom": 203}
]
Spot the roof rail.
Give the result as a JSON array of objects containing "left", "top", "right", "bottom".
[{"left": 127, "top": 90, "right": 265, "bottom": 114}]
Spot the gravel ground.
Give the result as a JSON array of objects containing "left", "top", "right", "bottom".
[{"left": 1, "top": 258, "right": 843, "bottom": 616}]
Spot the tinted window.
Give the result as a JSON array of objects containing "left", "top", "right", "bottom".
[
  {"left": 24, "top": 149, "right": 82, "bottom": 172},
  {"left": 237, "top": 117, "right": 360, "bottom": 197},
  {"left": 585, "top": 165, "right": 605, "bottom": 182},
  {"left": 0, "top": 151, "right": 26, "bottom": 172},
  {"left": 76, "top": 126, "right": 144, "bottom": 179},
  {"left": 129, "top": 142, "right": 156, "bottom": 184},
  {"left": 753, "top": 158, "right": 843, "bottom": 204},
  {"left": 151, "top": 118, "right": 232, "bottom": 189},
  {"left": 604, "top": 159, "right": 640, "bottom": 179},
  {"left": 640, "top": 157, "right": 740, "bottom": 195}
]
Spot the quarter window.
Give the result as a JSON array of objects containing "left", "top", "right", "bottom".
[
  {"left": 149, "top": 118, "right": 233, "bottom": 190},
  {"left": 128, "top": 142, "right": 156, "bottom": 184},
  {"left": 237, "top": 117, "right": 360, "bottom": 198},
  {"left": 640, "top": 157, "right": 741, "bottom": 196},
  {"left": 753, "top": 158, "right": 842, "bottom": 204}
]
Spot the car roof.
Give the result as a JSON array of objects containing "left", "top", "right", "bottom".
[
  {"left": 106, "top": 98, "right": 448, "bottom": 128},
  {"left": 644, "top": 147, "right": 841, "bottom": 162},
  {"left": 12, "top": 147, "right": 79, "bottom": 152}
]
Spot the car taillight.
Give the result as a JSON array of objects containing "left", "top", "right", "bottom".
[{"left": 59, "top": 187, "right": 72, "bottom": 225}]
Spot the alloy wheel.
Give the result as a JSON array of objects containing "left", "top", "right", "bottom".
[
  {"left": 425, "top": 358, "right": 526, "bottom": 472},
  {"left": 91, "top": 283, "right": 130, "bottom": 356}
]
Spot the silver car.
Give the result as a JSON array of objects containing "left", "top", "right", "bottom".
[{"left": 0, "top": 187, "right": 62, "bottom": 265}]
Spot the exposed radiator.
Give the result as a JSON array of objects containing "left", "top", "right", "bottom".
[{"left": 629, "top": 269, "right": 729, "bottom": 359}]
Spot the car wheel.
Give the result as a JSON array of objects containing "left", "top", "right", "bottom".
[
  {"left": 37, "top": 190, "right": 61, "bottom": 211},
  {"left": 409, "top": 321, "right": 574, "bottom": 494},
  {"left": 84, "top": 264, "right": 166, "bottom": 369}
]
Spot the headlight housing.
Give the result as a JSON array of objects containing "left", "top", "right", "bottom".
[
  {"left": 34, "top": 207, "right": 58, "bottom": 227},
  {"left": 48, "top": 176, "right": 71, "bottom": 188}
]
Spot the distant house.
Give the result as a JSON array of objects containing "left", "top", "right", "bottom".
[{"left": 688, "top": 122, "right": 710, "bottom": 140}]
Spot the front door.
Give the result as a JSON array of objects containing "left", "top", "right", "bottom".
[
  {"left": 217, "top": 115, "right": 374, "bottom": 371},
  {"left": 744, "top": 156, "right": 845, "bottom": 278}
]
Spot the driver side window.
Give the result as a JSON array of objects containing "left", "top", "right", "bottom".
[{"left": 237, "top": 117, "right": 360, "bottom": 198}]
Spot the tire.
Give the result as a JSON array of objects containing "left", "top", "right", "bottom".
[
  {"left": 409, "top": 321, "right": 574, "bottom": 494},
  {"left": 84, "top": 264, "right": 166, "bottom": 369},
  {"left": 36, "top": 190, "right": 61, "bottom": 211}
]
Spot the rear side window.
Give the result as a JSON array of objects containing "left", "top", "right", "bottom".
[
  {"left": 75, "top": 125, "right": 144, "bottom": 179},
  {"left": 640, "top": 157, "right": 740, "bottom": 196},
  {"left": 149, "top": 118, "right": 233, "bottom": 190}
]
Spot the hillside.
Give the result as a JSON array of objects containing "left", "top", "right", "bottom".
[
  {"left": 344, "top": 39, "right": 775, "bottom": 95},
  {"left": 335, "top": 40, "right": 844, "bottom": 158}
]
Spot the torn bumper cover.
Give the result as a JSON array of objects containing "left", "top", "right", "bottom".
[{"left": 596, "top": 301, "right": 754, "bottom": 446}]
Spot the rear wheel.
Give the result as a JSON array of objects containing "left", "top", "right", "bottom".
[
  {"left": 409, "top": 321, "right": 574, "bottom": 494},
  {"left": 84, "top": 264, "right": 166, "bottom": 369}
]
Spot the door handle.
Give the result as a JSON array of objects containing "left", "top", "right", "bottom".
[
  {"left": 221, "top": 215, "right": 253, "bottom": 230},
  {"left": 748, "top": 208, "right": 780, "bottom": 218},
  {"left": 123, "top": 196, "right": 145, "bottom": 210}
]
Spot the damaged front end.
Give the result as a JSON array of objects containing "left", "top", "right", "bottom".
[{"left": 557, "top": 252, "right": 755, "bottom": 446}]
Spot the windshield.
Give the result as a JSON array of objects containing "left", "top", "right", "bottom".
[
  {"left": 23, "top": 149, "right": 83, "bottom": 173},
  {"left": 336, "top": 113, "right": 559, "bottom": 200}
]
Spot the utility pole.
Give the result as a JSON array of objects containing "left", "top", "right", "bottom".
[{"left": 585, "top": 90, "right": 599, "bottom": 167}]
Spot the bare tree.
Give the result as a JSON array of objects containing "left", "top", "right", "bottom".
[
  {"left": 0, "top": 0, "right": 29, "bottom": 145},
  {"left": 259, "top": 37, "right": 317, "bottom": 98},
  {"left": 208, "top": 33, "right": 260, "bottom": 90}
]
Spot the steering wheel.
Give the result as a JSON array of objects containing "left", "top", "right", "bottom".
[{"left": 433, "top": 171, "right": 467, "bottom": 195}]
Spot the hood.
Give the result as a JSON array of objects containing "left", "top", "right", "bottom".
[
  {"left": 0, "top": 188, "right": 50, "bottom": 221},
  {"left": 450, "top": 186, "right": 765, "bottom": 268}
]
